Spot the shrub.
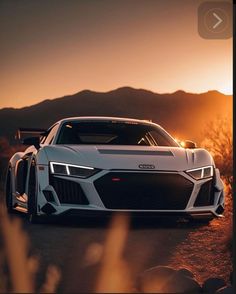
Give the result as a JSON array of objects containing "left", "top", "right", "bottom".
[{"left": 201, "top": 117, "right": 233, "bottom": 187}]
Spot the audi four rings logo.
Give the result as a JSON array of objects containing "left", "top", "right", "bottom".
[{"left": 139, "top": 164, "right": 155, "bottom": 169}]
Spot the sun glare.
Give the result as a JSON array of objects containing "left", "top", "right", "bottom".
[{"left": 218, "top": 84, "right": 233, "bottom": 95}]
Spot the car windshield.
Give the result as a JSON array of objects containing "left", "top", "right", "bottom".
[{"left": 56, "top": 121, "right": 179, "bottom": 147}]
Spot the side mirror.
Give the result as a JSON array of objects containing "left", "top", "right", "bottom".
[
  {"left": 22, "top": 137, "right": 40, "bottom": 149},
  {"left": 180, "top": 140, "right": 197, "bottom": 149}
]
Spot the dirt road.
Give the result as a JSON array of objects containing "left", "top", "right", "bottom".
[
  {"left": 1, "top": 184, "right": 232, "bottom": 293},
  {"left": 7, "top": 214, "right": 196, "bottom": 292}
]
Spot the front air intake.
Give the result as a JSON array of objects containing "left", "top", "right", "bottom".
[
  {"left": 50, "top": 176, "right": 89, "bottom": 205},
  {"left": 194, "top": 180, "right": 215, "bottom": 207}
]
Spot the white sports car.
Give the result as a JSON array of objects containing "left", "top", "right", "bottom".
[{"left": 5, "top": 117, "right": 224, "bottom": 222}]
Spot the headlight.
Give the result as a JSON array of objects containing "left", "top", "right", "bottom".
[
  {"left": 50, "top": 162, "right": 101, "bottom": 178},
  {"left": 185, "top": 166, "right": 213, "bottom": 180}
]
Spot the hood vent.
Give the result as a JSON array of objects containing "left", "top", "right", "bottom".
[{"left": 98, "top": 149, "right": 173, "bottom": 156}]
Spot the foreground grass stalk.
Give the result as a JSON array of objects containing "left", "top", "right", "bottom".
[
  {"left": 0, "top": 209, "right": 34, "bottom": 293},
  {"left": 95, "top": 213, "right": 132, "bottom": 293}
]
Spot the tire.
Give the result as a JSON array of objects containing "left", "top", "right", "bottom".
[
  {"left": 188, "top": 217, "right": 213, "bottom": 225},
  {"left": 5, "top": 166, "right": 14, "bottom": 214},
  {"left": 27, "top": 160, "right": 39, "bottom": 223}
]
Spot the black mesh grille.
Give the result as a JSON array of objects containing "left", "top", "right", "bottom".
[
  {"left": 43, "top": 190, "right": 55, "bottom": 202},
  {"left": 94, "top": 172, "right": 193, "bottom": 210},
  {"left": 50, "top": 176, "right": 89, "bottom": 205},
  {"left": 194, "top": 180, "right": 215, "bottom": 207}
]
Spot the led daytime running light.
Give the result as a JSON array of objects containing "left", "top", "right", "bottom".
[
  {"left": 50, "top": 161, "right": 98, "bottom": 178},
  {"left": 186, "top": 165, "right": 213, "bottom": 180}
]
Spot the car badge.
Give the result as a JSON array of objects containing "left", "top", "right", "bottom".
[{"left": 138, "top": 164, "right": 155, "bottom": 169}]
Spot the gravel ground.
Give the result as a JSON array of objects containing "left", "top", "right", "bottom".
[{"left": 0, "top": 188, "right": 233, "bottom": 292}]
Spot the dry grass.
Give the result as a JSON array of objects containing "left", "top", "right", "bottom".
[
  {"left": 0, "top": 209, "right": 35, "bottom": 292},
  {"left": 0, "top": 207, "right": 61, "bottom": 293},
  {"left": 201, "top": 117, "right": 233, "bottom": 187},
  {"left": 95, "top": 213, "right": 132, "bottom": 293},
  {"left": 0, "top": 192, "right": 233, "bottom": 293}
]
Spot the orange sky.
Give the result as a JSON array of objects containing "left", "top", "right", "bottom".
[{"left": 0, "top": 0, "right": 232, "bottom": 109}]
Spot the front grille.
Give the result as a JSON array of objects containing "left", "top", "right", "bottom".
[
  {"left": 194, "top": 180, "right": 215, "bottom": 207},
  {"left": 50, "top": 176, "right": 89, "bottom": 205},
  {"left": 94, "top": 172, "right": 193, "bottom": 210}
]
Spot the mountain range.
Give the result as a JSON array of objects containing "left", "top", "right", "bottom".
[{"left": 0, "top": 87, "right": 232, "bottom": 144}]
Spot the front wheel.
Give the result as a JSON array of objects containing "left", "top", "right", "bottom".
[
  {"left": 27, "top": 160, "right": 39, "bottom": 223},
  {"left": 188, "top": 217, "right": 213, "bottom": 225},
  {"left": 5, "top": 166, "right": 14, "bottom": 214}
]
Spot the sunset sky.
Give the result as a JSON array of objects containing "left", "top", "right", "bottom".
[{"left": 0, "top": 0, "right": 232, "bottom": 109}]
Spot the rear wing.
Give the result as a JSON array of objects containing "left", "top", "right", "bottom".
[{"left": 15, "top": 128, "right": 47, "bottom": 140}]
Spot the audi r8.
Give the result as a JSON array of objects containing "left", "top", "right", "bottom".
[{"left": 5, "top": 117, "right": 225, "bottom": 222}]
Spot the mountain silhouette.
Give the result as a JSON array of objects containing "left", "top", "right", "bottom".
[{"left": 0, "top": 87, "right": 232, "bottom": 144}]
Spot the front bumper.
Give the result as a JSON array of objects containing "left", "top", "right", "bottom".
[
  {"left": 60, "top": 209, "right": 223, "bottom": 219},
  {"left": 37, "top": 168, "right": 225, "bottom": 219}
]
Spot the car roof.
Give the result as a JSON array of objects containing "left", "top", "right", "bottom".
[{"left": 56, "top": 116, "right": 160, "bottom": 127}]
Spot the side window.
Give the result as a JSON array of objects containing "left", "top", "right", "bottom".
[{"left": 43, "top": 124, "right": 59, "bottom": 145}]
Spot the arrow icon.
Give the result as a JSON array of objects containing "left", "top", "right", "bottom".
[{"left": 213, "top": 12, "right": 223, "bottom": 29}]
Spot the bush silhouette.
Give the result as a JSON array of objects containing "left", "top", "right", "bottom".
[{"left": 201, "top": 117, "right": 232, "bottom": 187}]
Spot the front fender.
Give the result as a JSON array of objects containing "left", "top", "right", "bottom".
[
  {"left": 191, "top": 148, "right": 215, "bottom": 168},
  {"left": 9, "top": 152, "right": 25, "bottom": 168}
]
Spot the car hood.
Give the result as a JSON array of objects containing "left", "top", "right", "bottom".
[{"left": 42, "top": 145, "right": 214, "bottom": 171}]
